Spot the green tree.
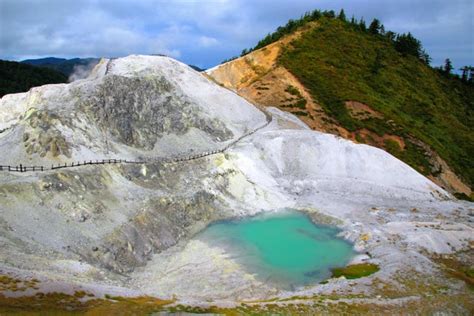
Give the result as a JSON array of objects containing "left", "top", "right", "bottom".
[
  {"left": 359, "top": 18, "right": 366, "bottom": 31},
  {"left": 444, "top": 58, "right": 453, "bottom": 75},
  {"left": 368, "top": 18, "right": 381, "bottom": 35},
  {"left": 350, "top": 15, "right": 356, "bottom": 25},
  {"left": 460, "top": 66, "right": 469, "bottom": 81},
  {"left": 394, "top": 33, "right": 422, "bottom": 58},
  {"left": 379, "top": 24, "right": 385, "bottom": 35},
  {"left": 311, "top": 9, "right": 322, "bottom": 19},
  {"left": 385, "top": 31, "right": 396, "bottom": 42},
  {"left": 420, "top": 50, "right": 431, "bottom": 65},
  {"left": 338, "top": 9, "right": 346, "bottom": 21},
  {"left": 324, "top": 10, "right": 336, "bottom": 18}
]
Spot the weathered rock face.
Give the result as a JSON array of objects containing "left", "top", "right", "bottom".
[
  {"left": 82, "top": 75, "right": 233, "bottom": 150},
  {"left": 23, "top": 109, "right": 71, "bottom": 157},
  {"left": 93, "top": 190, "right": 219, "bottom": 273},
  {"left": 0, "top": 55, "right": 472, "bottom": 306}
]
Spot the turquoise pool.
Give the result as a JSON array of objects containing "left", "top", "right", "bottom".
[{"left": 198, "top": 210, "right": 356, "bottom": 289}]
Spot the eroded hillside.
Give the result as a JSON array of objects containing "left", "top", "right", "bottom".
[{"left": 207, "top": 17, "right": 474, "bottom": 198}]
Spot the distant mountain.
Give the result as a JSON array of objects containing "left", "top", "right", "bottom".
[
  {"left": 21, "top": 57, "right": 100, "bottom": 77},
  {"left": 21, "top": 57, "right": 69, "bottom": 65},
  {"left": 208, "top": 9, "right": 474, "bottom": 199},
  {"left": 0, "top": 60, "right": 67, "bottom": 97},
  {"left": 188, "top": 65, "right": 205, "bottom": 72},
  {"left": 21, "top": 57, "right": 205, "bottom": 75}
]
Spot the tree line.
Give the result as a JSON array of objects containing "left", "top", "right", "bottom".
[
  {"left": 221, "top": 8, "right": 473, "bottom": 87},
  {"left": 0, "top": 60, "right": 67, "bottom": 97},
  {"left": 435, "top": 58, "right": 473, "bottom": 84},
  {"left": 234, "top": 9, "right": 432, "bottom": 65}
]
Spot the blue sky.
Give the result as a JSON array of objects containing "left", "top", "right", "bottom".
[{"left": 0, "top": 0, "right": 472, "bottom": 69}]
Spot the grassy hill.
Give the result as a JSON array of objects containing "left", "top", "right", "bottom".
[
  {"left": 0, "top": 60, "right": 67, "bottom": 97},
  {"left": 278, "top": 17, "right": 473, "bottom": 195},
  {"left": 209, "top": 10, "right": 474, "bottom": 198}
]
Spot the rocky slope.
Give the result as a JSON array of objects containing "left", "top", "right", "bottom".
[
  {"left": 207, "top": 18, "right": 473, "bottom": 198},
  {"left": 0, "top": 55, "right": 473, "bottom": 313}
]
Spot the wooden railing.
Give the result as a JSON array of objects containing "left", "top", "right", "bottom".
[{"left": 0, "top": 87, "right": 273, "bottom": 174}]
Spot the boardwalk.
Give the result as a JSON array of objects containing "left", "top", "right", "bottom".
[{"left": 0, "top": 106, "right": 272, "bottom": 173}]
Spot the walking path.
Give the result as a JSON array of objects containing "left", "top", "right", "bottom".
[{"left": 0, "top": 105, "right": 272, "bottom": 173}]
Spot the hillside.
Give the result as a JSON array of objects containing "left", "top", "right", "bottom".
[
  {"left": 21, "top": 57, "right": 100, "bottom": 77},
  {"left": 207, "top": 13, "right": 474, "bottom": 198},
  {"left": 0, "top": 60, "right": 67, "bottom": 97},
  {"left": 1, "top": 56, "right": 472, "bottom": 313}
]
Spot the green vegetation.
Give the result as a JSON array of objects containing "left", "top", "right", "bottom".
[
  {"left": 0, "top": 60, "right": 67, "bottom": 97},
  {"left": 453, "top": 192, "right": 473, "bottom": 202},
  {"left": 284, "top": 85, "right": 307, "bottom": 109},
  {"left": 331, "top": 263, "right": 380, "bottom": 279},
  {"left": 294, "top": 98, "right": 307, "bottom": 109},
  {"left": 276, "top": 16, "right": 474, "bottom": 186},
  {"left": 291, "top": 110, "right": 309, "bottom": 116},
  {"left": 1, "top": 270, "right": 472, "bottom": 315},
  {"left": 384, "top": 139, "right": 402, "bottom": 155},
  {"left": 285, "top": 85, "right": 301, "bottom": 96}
]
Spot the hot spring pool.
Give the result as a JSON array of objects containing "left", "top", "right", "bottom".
[{"left": 198, "top": 210, "right": 355, "bottom": 288}]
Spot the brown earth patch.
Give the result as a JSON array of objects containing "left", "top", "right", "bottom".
[
  {"left": 405, "top": 136, "right": 471, "bottom": 195},
  {"left": 350, "top": 128, "right": 405, "bottom": 149},
  {"left": 345, "top": 101, "right": 383, "bottom": 120},
  {"left": 207, "top": 22, "right": 345, "bottom": 136},
  {"left": 207, "top": 21, "right": 318, "bottom": 91}
]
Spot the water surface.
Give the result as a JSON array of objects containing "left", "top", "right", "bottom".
[{"left": 198, "top": 210, "right": 355, "bottom": 289}]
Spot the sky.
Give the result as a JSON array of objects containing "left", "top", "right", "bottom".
[{"left": 0, "top": 0, "right": 472, "bottom": 70}]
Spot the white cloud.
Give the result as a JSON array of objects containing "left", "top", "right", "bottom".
[
  {"left": 198, "top": 36, "right": 219, "bottom": 48},
  {"left": 0, "top": 0, "right": 472, "bottom": 68}
]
